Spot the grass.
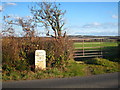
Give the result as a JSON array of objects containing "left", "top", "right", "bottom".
[
  {"left": 74, "top": 42, "right": 118, "bottom": 48},
  {"left": 86, "top": 58, "right": 120, "bottom": 74},
  {"left": 2, "top": 60, "right": 89, "bottom": 81},
  {"left": 73, "top": 41, "right": 120, "bottom": 75},
  {"left": 0, "top": 64, "right": 1, "bottom": 81},
  {"left": 74, "top": 42, "right": 118, "bottom": 50},
  {"left": 102, "top": 46, "right": 119, "bottom": 62},
  {"left": 74, "top": 42, "right": 119, "bottom": 62},
  {"left": 3, "top": 57, "right": 119, "bottom": 81}
]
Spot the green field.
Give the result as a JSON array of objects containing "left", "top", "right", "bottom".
[
  {"left": 74, "top": 42, "right": 118, "bottom": 48},
  {"left": 73, "top": 41, "right": 120, "bottom": 74},
  {"left": 74, "top": 42, "right": 119, "bottom": 62}
]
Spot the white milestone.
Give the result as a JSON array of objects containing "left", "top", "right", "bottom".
[{"left": 35, "top": 50, "right": 46, "bottom": 70}]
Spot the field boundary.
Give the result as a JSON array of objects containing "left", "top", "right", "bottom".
[{"left": 73, "top": 38, "right": 103, "bottom": 58}]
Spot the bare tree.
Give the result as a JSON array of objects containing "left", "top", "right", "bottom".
[
  {"left": 31, "top": 2, "right": 67, "bottom": 38},
  {"left": 3, "top": 15, "right": 36, "bottom": 37},
  {"left": 1, "top": 20, "right": 15, "bottom": 37}
]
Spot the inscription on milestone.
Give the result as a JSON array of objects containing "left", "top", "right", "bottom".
[{"left": 35, "top": 50, "right": 46, "bottom": 69}]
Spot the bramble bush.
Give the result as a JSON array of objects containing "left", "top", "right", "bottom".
[{"left": 2, "top": 37, "right": 73, "bottom": 72}]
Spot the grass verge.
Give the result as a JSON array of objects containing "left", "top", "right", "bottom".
[
  {"left": 2, "top": 60, "right": 88, "bottom": 81},
  {"left": 2, "top": 58, "right": 119, "bottom": 81},
  {"left": 84, "top": 58, "right": 120, "bottom": 75}
]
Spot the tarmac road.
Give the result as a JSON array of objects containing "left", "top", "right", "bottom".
[{"left": 2, "top": 72, "right": 119, "bottom": 88}]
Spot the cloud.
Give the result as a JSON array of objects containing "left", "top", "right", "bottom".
[
  {"left": 82, "top": 22, "right": 101, "bottom": 28},
  {"left": 0, "top": 3, "right": 17, "bottom": 12},
  {"left": 6, "top": 3, "right": 17, "bottom": 6},
  {"left": 69, "top": 22, "right": 117, "bottom": 33},
  {"left": 112, "top": 15, "right": 118, "bottom": 19},
  {"left": 14, "top": 15, "right": 33, "bottom": 20},
  {"left": 14, "top": 16, "right": 22, "bottom": 19},
  {"left": 92, "top": 22, "right": 101, "bottom": 26},
  {"left": 68, "top": 22, "right": 118, "bottom": 36},
  {"left": 25, "top": 16, "right": 33, "bottom": 19},
  {"left": 81, "top": 22, "right": 117, "bottom": 29},
  {"left": 0, "top": 6, "right": 3, "bottom": 12},
  {"left": 73, "top": 29, "right": 118, "bottom": 36},
  {"left": 102, "top": 22, "right": 117, "bottom": 29}
]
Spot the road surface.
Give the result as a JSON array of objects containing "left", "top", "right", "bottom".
[{"left": 2, "top": 72, "right": 119, "bottom": 88}]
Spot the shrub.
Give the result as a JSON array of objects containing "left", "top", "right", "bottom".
[
  {"left": 2, "top": 37, "right": 73, "bottom": 72},
  {"left": 44, "top": 38, "right": 73, "bottom": 68}
]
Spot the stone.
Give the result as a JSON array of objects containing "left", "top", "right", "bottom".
[{"left": 35, "top": 50, "right": 46, "bottom": 70}]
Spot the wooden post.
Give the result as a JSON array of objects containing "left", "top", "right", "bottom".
[
  {"left": 91, "top": 39, "right": 92, "bottom": 55},
  {"left": 83, "top": 39, "right": 84, "bottom": 56},
  {"left": 100, "top": 38, "right": 103, "bottom": 57}
]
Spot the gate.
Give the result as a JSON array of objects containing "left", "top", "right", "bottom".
[{"left": 73, "top": 38, "right": 103, "bottom": 58}]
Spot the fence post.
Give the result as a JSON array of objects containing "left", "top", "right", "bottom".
[
  {"left": 83, "top": 39, "right": 84, "bottom": 56},
  {"left": 100, "top": 38, "right": 103, "bottom": 57}
]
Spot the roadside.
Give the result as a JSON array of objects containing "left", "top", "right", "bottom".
[
  {"left": 2, "top": 72, "right": 119, "bottom": 88},
  {"left": 2, "top": 58, "right": 120, "bottom": 81}
]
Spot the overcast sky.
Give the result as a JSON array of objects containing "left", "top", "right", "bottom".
[{"left": 0, "top": 1, "right": 118, "bottom": 36}]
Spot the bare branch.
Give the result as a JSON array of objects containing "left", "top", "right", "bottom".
[
  {"left": 31, "top": 2, "right": 67, "bottom": 38},
  {"left": 3, "top": 15, "right": 37, "bottom": 37}
]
